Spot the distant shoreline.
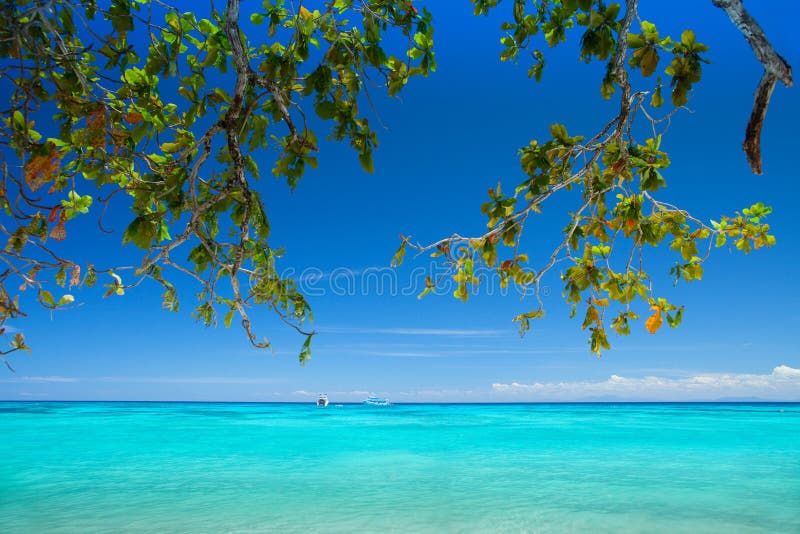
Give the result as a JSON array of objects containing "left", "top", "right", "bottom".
[{"left": 2, "top": 400, "right": 799, "bottom": 405}]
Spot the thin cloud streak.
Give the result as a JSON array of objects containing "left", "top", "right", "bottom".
[
  {"left": 312, "top": 345, "right": 585, "bottom": 358},
  {"left": 296, "top": 267, "right": 369, "bottom": 282},
  {"left": 398, "top": 389, "right": 479, "bottom": 400},
  {"left": 96, "top": 377, "right": 280, "bottom": 385},
  {"left": 0, "top": 376, "right": 281, "bottom": 385},
  {"left": 318, "top": 326, "right": 510, "bottom": 337},
  {"left": 493, "top": 365, "right": 800, "bottom": 401},
  {"left": 350, "top": 350, "right": 446, "bottom": 358},
  {"left": 0, "top": 376, "right": 79, "bottom": 383},
  {"left": 340, "top": 349, "right": 583, "bottom": 358},
  {"left": 293, "top": 390, "right": 370, "bottom": 398}
]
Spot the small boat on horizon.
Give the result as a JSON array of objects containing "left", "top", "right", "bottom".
[
  {"left": 363, "top": 395, "right": 390, "bottom": 406},
  {"left": 317, "top": 394, "right": 329, "bottom": 407}
]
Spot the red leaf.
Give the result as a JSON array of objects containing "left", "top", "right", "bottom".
[{"left": 47, "top": 206, "right": 61, "bottom": 223}]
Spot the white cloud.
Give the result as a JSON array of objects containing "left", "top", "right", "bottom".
[
  {"left": 492, "top": 365, "right": 800, "bottom": 401},
  {"left": 774, "top": 365, "right": 800, "bottom": 379}
]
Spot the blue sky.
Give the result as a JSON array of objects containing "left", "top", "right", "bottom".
[{"left": 2, "top": 1, "right": 799, "bottom": 402}]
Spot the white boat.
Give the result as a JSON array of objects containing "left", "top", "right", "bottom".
[
  {"left": 316, "top": 394, "right": 329, "bottom": 407},
  {"left": 363, "top": 395, "right": 390, "bottom": 406}
]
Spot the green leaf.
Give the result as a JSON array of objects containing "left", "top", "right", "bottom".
[
  {"left": 651, "top": 83, "right": 664, "bottom": 108},
  {"left": 123, "top": 217, "right": 156, "bottom": 249},
  {"left": 40, "top": 290, "right": 55, "bottom": 307},
  {"left": 391, "top": 239, "right": 406, "bottom": 267},
  {"left": 57, "top": 294, "right": 75, "bottom": 306},
  {"left": 12, "top": 110, "right": 25, "bottom": 130},
  {"left": 299, "top": 336, "right": 312, "bottom": 365},
  {"left": 358, "top": 151, "right": 374, "bottom": 173}
]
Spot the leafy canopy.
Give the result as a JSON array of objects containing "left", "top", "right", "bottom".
[
  {"left": 0, "top": 0, "right": 785, "bottom": 369},
  {"left": 395, "top": 0, "right": 777, "bottom": 356},
  {"left": 0, "top": 0, "right": 434, "bottom": 368}
]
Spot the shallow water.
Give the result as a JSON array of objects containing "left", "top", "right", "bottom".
[{"left": 1, "top": 402, "right": 798, "bottom": 533}]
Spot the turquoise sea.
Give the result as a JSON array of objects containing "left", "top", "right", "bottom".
[{"left": 1, "top": 402, "right": 798, "bottom": 533}]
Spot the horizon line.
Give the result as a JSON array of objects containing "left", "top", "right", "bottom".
[{"left": 2, "top": 400, "right": 799, "bottom": 405}]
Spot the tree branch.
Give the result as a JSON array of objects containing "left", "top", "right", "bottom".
[{"left": 712, "top": 0, "right": 793, "bottom": 174}]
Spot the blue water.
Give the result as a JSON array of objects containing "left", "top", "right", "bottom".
[{"left": 1, "top": 402, "right": 798, "bottom": 533}]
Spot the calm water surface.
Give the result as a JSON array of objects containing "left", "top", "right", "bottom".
[{"left": 1, "top": 402, "right": 798, "bottom": 533}]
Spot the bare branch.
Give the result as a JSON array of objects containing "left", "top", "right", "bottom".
[
  {"left": 742, "top": 72, "right": 778, "bottom": 175},
  {"left": 712, "top": 0, "right": 793, "bottom": 174}
]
